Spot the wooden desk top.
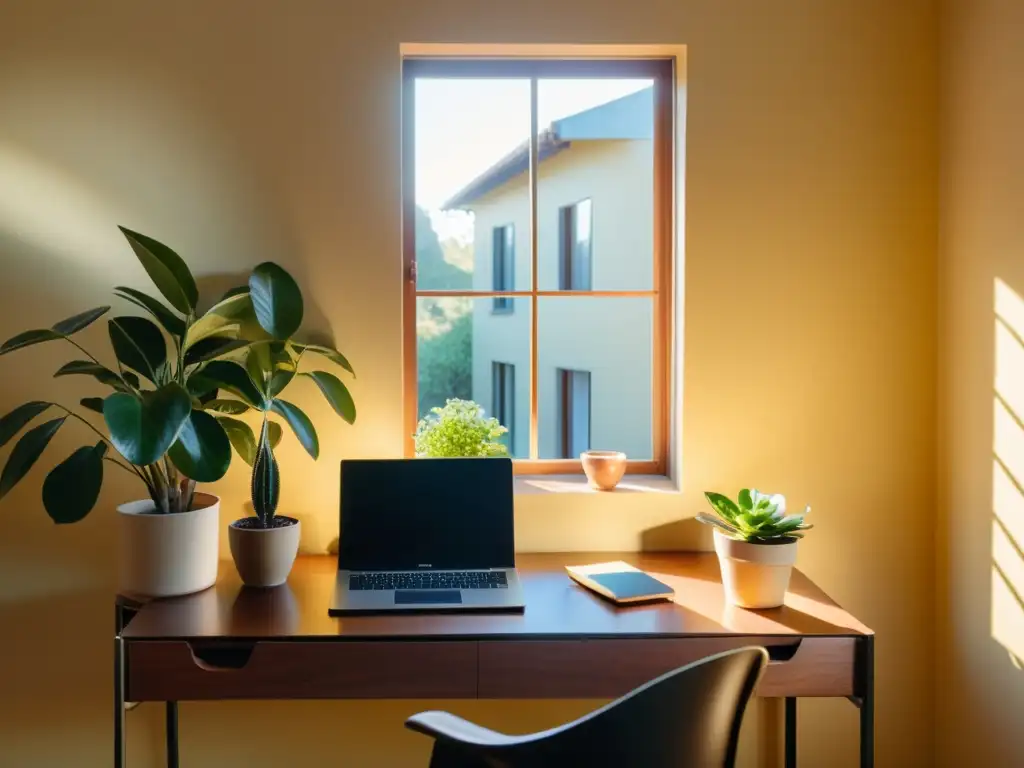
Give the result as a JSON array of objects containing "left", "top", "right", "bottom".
[{"left": 120, "top": 553, "right": 872, "bottom": 641}]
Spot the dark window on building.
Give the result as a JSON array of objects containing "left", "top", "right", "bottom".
[{"left": 558, "top": 199, "right": 592, "bottom": 290}]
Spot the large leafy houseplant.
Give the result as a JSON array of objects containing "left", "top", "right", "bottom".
[
  {"left": 414, "top": 399, "right": 508, "bottom": 458},
  {"left": 0, "top": 227, "right": 347, "bottom": 523}
]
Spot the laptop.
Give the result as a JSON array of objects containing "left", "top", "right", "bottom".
[{"left": 329, "top": 458, "right": 525, "bottom": 614}]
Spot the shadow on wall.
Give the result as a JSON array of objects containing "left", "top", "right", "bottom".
[{"left": 991, "top": 278, "right": 1024, "bottom": 669}]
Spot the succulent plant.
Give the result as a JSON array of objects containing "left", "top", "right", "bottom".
[
  {"left": 698, "top": 489, "right": 812, "bottom": 543},
  {"left": 414, "top": 399, "right": 508, "bottom": 458}
]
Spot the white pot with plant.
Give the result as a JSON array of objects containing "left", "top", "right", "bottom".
[
  {"left": 697, "top": 489, "right": 813, "bottom": 609},
  {"left": 219, "top": 268, "right": 357, "bottom": 588},
  {"left": 414, "top": 399, "right": 509, "bottom": 457},
  {"left": 0, "top": 228, "right": 310, "bottom": 597}
]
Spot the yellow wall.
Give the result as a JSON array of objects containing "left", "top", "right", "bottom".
[
  {"left": 0, "top": 1, "right": 937, "bottom": 766},
  {"left": 938, "top": 0, "right": 1024, "bottom": 764}
]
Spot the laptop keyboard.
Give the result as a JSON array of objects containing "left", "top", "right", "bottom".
[{"left": 349, "top": 571, "right": 508, "bottom": 591}]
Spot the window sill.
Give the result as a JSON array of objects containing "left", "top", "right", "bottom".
[{"left": 514, "top": 474, "right": 679, "bottom": 496}]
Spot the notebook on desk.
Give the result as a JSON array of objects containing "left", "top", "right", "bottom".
[{"left": 566, "top": 561, "right": 675, "bottom": 604}]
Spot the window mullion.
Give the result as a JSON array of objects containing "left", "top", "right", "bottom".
[{"left": 529, "top": 76, "right": 540, "bottom": 461}]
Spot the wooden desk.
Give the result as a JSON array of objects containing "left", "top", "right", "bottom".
[{"left": 115, "top": 553, "right": 874, "bottom": 767}]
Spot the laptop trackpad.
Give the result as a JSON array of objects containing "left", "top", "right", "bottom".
[{"left": 394, "top": 590, "right": 462, "bottom": 605}]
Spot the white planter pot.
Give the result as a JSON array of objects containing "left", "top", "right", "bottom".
[
  {"left": 229, "top": 517, "right": 301, "bottom": 588},
  {"left": 713, "top": 529, "right": 797, "bottom": 609},
  {"left": 118, "top": 493, "right": 220, "bottom": 598}
]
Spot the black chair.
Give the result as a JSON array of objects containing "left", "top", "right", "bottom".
[{"left": 406, "top": 646, "right": 769, "bottom": 768}]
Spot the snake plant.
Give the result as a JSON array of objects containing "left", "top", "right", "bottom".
[{"left": 698, "top": 489, "right": 813, "bottom": 543}]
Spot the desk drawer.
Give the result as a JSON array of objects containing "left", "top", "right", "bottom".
[
  {"left": 478, "top": 637, "right": 856, "bottom": 699},
  {"left": 126, "top": 640, "right": 477, "bottom": 701}
]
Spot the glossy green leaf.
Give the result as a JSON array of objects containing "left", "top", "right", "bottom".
[
  {"left": 252, "top": 421, "right": 280, "bottom": 524},
  {"left": 42, "top": 442, "right": 106, "bottom": 524},
  {"left": 301, "top": 371, "right": 356, "bottom": 424},
  {"left": 222, "top": 286, "right": 249, "bottom": 301},
  {"left": 267, "top": 421, "right": 283, "bottom": 449},
  {"left": 270, "top": 399, "right": 318, "bottom": 459},
  {"left": 0, "top": 401, "right": 51, "bottom": 448},
  {"left": 51, "top": 306, "right": 111, "bottom": 335},
  {"left": 0, "top": 417, "right": 66, "bottom": 499},
  {"left": 249, "top": 262, "right": 304, "bottom": 340},
  {"left": 183, "top": 336, "right": 249, "bottom": 366},
  {"left": 217, "top": 416, "right": 257, "bottom": 466},
  {"left": 114, "top": 287, "right": 186, "bottom": 338},
  {"left": 118, "top": 226, "right": 198, "bottom": 313},
  {"left": 54, "top": 360, "right": 128, "bottom": 391},
  {"left": 196, "top": 361, "right": 264, "bottom": 409},
  {"left": 0, "top": 328, "right": 61, "bottom": 356},
  {"left": 123, "top": 371, "right": 141, "bottom": 390},
  {"left": 737, "top": 489, "right": 753, "bottom": 511},
  {"left": 203, "top": 399, "right": 250, "bottom": 415},
  {"left": 168, "top": 409, "right": 232, "bottom": 482},
  {"left": 267, "top": 369, "right": 295, "bottom": 399},
  {"left": 103, "top": 384, "right": 191, "bottom": 466},
  {"left": 246, "top": 343, "right": 270, "bottom": 395},
  {"left": 292, "top": 343, "right": 354, "bottom": 377},
  {"left": 80, "top": 397, "right": 105, "bottom": 414},
  {"left": 705, "top": 492, "right": 741, "bottom": 523},
  {"left": 182, "top": 293, "right": 254, "bottom": 351},
  {"left": 108, "top": 317, "right": 167, "bottom": 382}
]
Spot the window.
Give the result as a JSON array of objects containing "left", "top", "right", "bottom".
[
  {"left": 557, "top": 369, "right": 591, "bottom": 458},
  {"left": 492, "top": 225, "right": 515, "bottom": 313},
  {"left": 492, "top": 362, "right": 515, "bottom": 451},
  {"left": 559, "top": 200, "right": 592, "bottom": 290},
  {"left": 403, "top": 55, "right": 674, "bottom": 475}
]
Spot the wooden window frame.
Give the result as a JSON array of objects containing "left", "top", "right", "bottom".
[{"left": 402, "top": 55, "right": 674, "bottom": 476}]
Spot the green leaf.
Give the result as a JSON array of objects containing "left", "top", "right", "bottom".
[
  {"left": 103, "top": 383, "right": 191, "bottom": 466},
  {"left": 267, "top": 421, "right": 283, "bottom": 449},
  {"left": 222, "top": 286, "right": 250, "bottom": 301},
  {"left": 183, "top": 336, "right": 249, "bottom": 366},
  {"left": 197, "top": 360, "right": 264, "bottom": 409},
  {"left": 168, "top": 410, "right": 232, "bottom": 482},
  {"left": 217, "top": 416, "right": 257, "bottom": 466},
  {"left": 0, "top": 402, "right": 52, "bottom": 448},
  {"left": 293, "top": 343, "right": 355, "bottom": 377},
  {"left": 115, "top": 287, "right": 186, "bottom": 338},
  {"left": 108, "top": 317, "right": 167, "bottom": 382},
  {"left": 252, "top": 421, "right": 280, "bottom": 524},
  {"left": 268, "top": 369, "right": 295, "bottom": 398},
  {"left": 80, "top": 397, "right": 105, "bottom": 414},
  {"left": 0, "top": 329, "right": 61, "bottom": 356},
  {"left": 301, "top": 371, "right": 356, "bottom": 424},
  {"left": 0, "top": 417, "right": 66, "bottom": 499},
  {"left": 182, "top": 293, "right": 254, "bottom": 351},
  {"left": 705, "top": 492, "right": 740, "bottom": 522},
  {"left": 54, "top": 360, "right": 128, "bottom": 391},
  {"left": 738, "top": 489, "right": 753, "bottom": 511},
  {"left": 270, "top": 399, "right": 319, "bottom": 459},
  {"left": 52, "top": 306, "right": 111, "bottom": 335},
  {"left": 696, "top": 512, "right": 741, "bottom": 537},
  {"left": 42, "top": 442, "right": 106, "bottom": 524},
  {"left": 246, "top": 343, "right": 270, "bottom": 395},
  {"left": 203, "top": 399, "right": 250, "bottom": 415},
  {"left": 249, "top": 262, "right": 304, "bottom": 340},
  {"left": 118, "top": 226, "right": 198, "bottom": 313}
]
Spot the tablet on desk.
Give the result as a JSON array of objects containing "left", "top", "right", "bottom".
[{"left": 566, "top": 561, "right": 675, "bottom": 605}]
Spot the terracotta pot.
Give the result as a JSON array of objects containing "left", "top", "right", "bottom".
[
  {"left": 581, "top": 450, "right": 627, "bottom": 490},
  {"left": 229, "top": 517, "right": 301, "bottom": 588},
  {"left": 118, "top": 493, "right": 220, "bottom": 598},
  {"left": 713, "top": 529, "right": 797, "bottom": 609}
]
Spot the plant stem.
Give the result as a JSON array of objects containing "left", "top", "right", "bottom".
[{"left": 63, "top": 337, "right": 136, "bottom": 392}]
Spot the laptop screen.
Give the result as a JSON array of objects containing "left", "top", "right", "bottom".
[{"left": 338, "top": 458, "right": 515, "bottom": 571}]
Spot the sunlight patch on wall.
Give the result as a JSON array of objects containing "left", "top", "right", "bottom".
[{"left": 993, "top": 278, "right": 1024, "bottom": 663}]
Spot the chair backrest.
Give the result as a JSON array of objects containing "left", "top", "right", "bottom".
[{"left": 497, "top": 646, "right": 768, "bottom": 768}]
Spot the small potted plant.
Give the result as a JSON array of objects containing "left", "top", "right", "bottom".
[
  {"left": 414, "top": 399, "right": 508, "bottom": 457},
  {"left": 214, "top": 268, "right": 357, "bottom": 588},
  {"left": 697, "top": 489, "right": 812, "bottom": 609},
  {"left": 0, "top": 227, "right": 303, "bottom": 597}
]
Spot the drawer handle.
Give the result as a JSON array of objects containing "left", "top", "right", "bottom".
[
  {"left": 187, "top": 642, "right": 256, "bottom": 671},
  {"left": 765, "top": 641, "right": 802, "bottom": 663}
]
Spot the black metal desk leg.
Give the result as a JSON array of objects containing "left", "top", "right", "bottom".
[
  {"left": 784, "top": 697, "right": 797, "bottom": 768},
  {"left": 860, "top": 636, "right": 875, "bottom": 768},
  {"left": 166, "top": 701, "right": 180, "bottom": 768},
  {"left": 115, "top": 637, "right": 125, "bottom": 768}
]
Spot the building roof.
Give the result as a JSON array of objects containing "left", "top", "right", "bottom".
[{"left": 442, "top": 86, "right": 653, "bottom": 209}]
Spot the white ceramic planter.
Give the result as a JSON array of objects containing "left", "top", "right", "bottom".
[
  {"left": 713, "top": 529, "right": 797, "bottom": 609},
  {"left": 118, "top": 493, "right": 220, "bottom": 598},
  {"left": 229, "top": 517, "right": 301, "bottom": 588}
]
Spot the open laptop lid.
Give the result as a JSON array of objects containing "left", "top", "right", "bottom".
[{"left": 338, "top": 458, "right": 515, "bottom": 571}]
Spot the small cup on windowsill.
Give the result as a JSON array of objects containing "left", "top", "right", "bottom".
[{"left": 580, "top": 450, "right": 628, "bottom": 491}]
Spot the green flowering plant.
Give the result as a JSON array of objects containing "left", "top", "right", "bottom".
[
  {"left": 414, "top": 399, "right": 509, "bottom": 458},
  {"left": 697, "top": 489, "right": 813, "bottom": 544}
]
